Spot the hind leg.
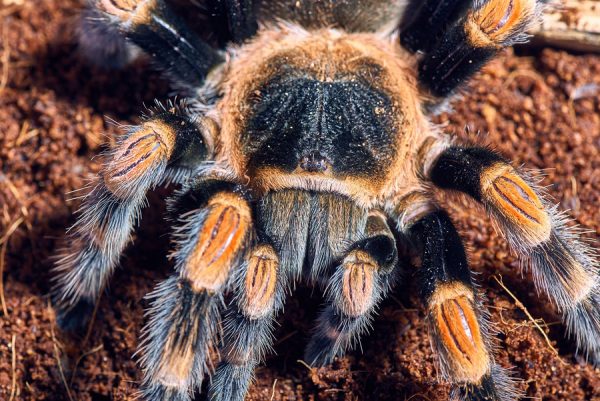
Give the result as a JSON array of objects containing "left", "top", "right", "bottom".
[{"left": 138, "top": 180, "right": 253, "bottom": 400}]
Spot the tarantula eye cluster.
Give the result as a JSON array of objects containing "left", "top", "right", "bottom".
[{"left": 53, "top": 1, "right": 599, "bottom": 401}]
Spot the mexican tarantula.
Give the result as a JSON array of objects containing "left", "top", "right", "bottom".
[{"left": 53, "top": 1, "right": 600, "bottom": 400}]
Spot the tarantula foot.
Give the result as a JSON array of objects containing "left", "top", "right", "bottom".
[
  {"left": 208, "top": 363, "right": 253, "bottom": 401},
  {"left": 78, "top": 7, "right": 140, "bottom": 69},
  {"left": 304, "top": 336, "right": 338, "bottom": 367},
  {"left": 452, "top": 365, "right": 521, "bottom": 401},
  {"left": 54, "top": 297, "right": 95, "bottom": 333},
  {"left": 565, "top": 289, "right": 600, "bottom": 366},
  {"left": 304, "top": 307, "right": 363, "bottom": 367},
  {"left": 139, "top": 383, "right": 192, "bottom": 401}
]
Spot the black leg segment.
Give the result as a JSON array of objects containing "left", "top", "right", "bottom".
[
  {"left": 400, "top": 0, "right": 473, "bottom": 53},
  {"left": 94, "top": 0, "right": 223, "bottom": 87},
  {"left": 222, "top": 0, "right": 258, "bottom": 43},
  {"left": 429, "top": 146, "right": 505, "bottom": 201},
  {"left": 404, "top": 208, "right": 519, "bottom": 401}
]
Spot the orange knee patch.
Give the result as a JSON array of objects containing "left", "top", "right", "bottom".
[
  {"left": 184, "top": 193, "right": 251, "bottom": 293},
  {"left": 430, "top": 284, "right": 490, "bottom": 383},
  {"left": 99, "top": 0, "right": 155, "bottom": 24},
  {"left": 466, "top": 0, "right": 536, "bottom": 47},
  {"left": 481, "top": 164, "right": 551, "bottom": 245},
  {"left": 341, "top": 250, "right": 377, "bottom": 317},
  {"left": 242, "top": 245, "right": 279, "bottom": 319},
  {"left": 104, "top": 120, "right": 176, "bottom": 197}
]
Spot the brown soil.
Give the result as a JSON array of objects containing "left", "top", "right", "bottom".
[{"left": 0, "top": 1, "right": 599, "bottom": 400}]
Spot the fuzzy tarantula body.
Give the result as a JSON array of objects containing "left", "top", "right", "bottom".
[
  {"left": 221, "top": 27, "right": 426, "bottom": 205},
  {"left": 53, "top": 1, "right": 599, "bottom": 401}
]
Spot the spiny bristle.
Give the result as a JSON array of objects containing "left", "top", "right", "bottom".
[
  {"left": 451, "top": 363, "right": 522, "bottom": 401},
  {"left": 208, "top": 363, "right": 254, "bottom": 401},
  {"left": 137, "top": 277, "right": 221, "bottom": 395}
]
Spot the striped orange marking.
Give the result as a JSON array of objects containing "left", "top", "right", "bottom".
[
  {"left": 185, "top": 193, "right": 251, "bottom": 293},
  {"left": 243, "top": 245, "right": 279, "bottom": 319},
  {"left": 341, "top": 250, "right": 377, "bottom": 317},
  {"left": 99, "top": 0, "right": 156, "bottom": 24},
  {"left": 104, "top": 120, "right": 175, "bottom": 198},
  {"left": 482, "top": 164, "right": 551, "bottom": 245},
  {"left": 466, "top": 0, "right": 536, "bottom": 47},
  {"left": 430, "top": 286, "right": 490, "bottom": 383}
]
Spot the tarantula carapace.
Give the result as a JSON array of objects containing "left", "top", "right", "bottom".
[{"left": 53, "top": 1, "right": 600, "bottom": 400}]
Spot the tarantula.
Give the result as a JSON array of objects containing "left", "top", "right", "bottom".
[{"left": 53, "top": 1, "right": 600, "bottom": 400}]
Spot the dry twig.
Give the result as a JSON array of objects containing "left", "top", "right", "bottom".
[
  {"left": 493, "top": 275, "right": 564, "bottom": 364},
  {"left": 0, "top": 217, "right": 23, "bottom": 246},
  {"left": 0, "top": 22, "right": 9, "bottom": 94},
  {"left": 9, "top": 334, "right": 17, "bottom": 401},
  {"left": 0, "top": 242, "right": 8, "bottom": 317},
  {"left": 0, "top": 217, "right": 23, "bottom": 317},
  {"left": 2, "top": 174, "right": 31, "bottom": 231},
  {"left": 531, "top": 1, "right": 600, "bottom": 53},
  {"left": 70, "top": 344, "right": 104, "bottom": 386},
  {"left": 297, "top": 359, "right": 314, "bottom": 373},
  {"left": 270, "top": 379, "right": 278, "bottom": 401},
  {"left": 50, "top": 303, "right": 76, "bottom": 401}
]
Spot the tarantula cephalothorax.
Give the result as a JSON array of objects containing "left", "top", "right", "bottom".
[{"left": 53, "top": 1, "right": 599, "bottom": 400}]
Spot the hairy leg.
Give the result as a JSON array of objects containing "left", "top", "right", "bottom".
[
  {"left": 138, "top": 181, "right": 253, "bottom": 400},
  {"left": 395, "top": 195, "right": 520, "bottom": 401},
  {"left": 422, "top": 142, "right": 600, "bottom": 365},
  {"left": 88, "top": 0, "right": 223, "bottom": 88},
  {"left": 208, "top": 242, "right": 283, "bottom": 401},
  {"left": 53, "top": 104, "right": 212, "bottom": 331},
  {"left": 405, "top": 0, "right": 544, "bottom": 101}
]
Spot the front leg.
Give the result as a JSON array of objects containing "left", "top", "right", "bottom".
[
  {"left": 305, "top": 211, "right": 398, "bottom": 366},
  {"left": 52, "top": 104, "right": 212, "bottom": 331},
  {"left": 139, "top": 181, "right": 253, "bottom": 401},
  {"left": 208, "top": 242, "right": 283, "bottom": 401},
  {"left": 395, "top": 196, "right": 520, "bottom": 401},
  {"left": 91, "top": 0, "right": 223, "bottom": 87}
]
